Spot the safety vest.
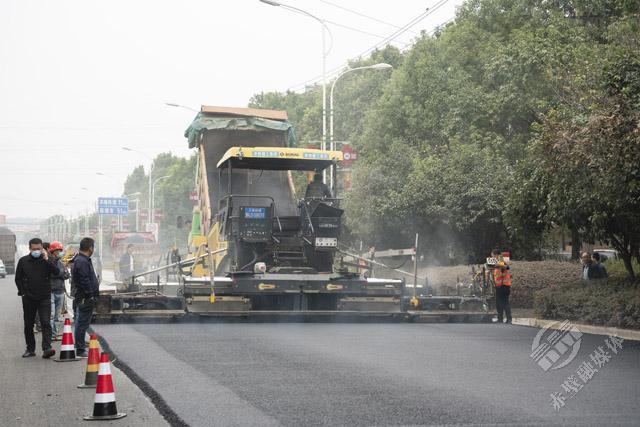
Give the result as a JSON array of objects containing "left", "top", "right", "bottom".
[{"left": 494, "top": 265, "right": 512, "bottom": 287}]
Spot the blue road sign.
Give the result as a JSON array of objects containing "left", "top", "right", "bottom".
[{"left": 98, "top": 197, "right": 129, "bottom": 216}]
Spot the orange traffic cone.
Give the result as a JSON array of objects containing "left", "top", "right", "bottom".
[
  {"left": 55, "top": 318, "right": 79, "bottom": 362},
  {"left": 83, "top": 353, "right": 126, "bottom": 421},
  {"left": 78, "top": 334, "right": 100, "bottom": 388}
]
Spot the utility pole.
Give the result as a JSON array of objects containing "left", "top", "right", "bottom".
[{"left": 413, "top": 233, "right": 419, "bottom": 300}]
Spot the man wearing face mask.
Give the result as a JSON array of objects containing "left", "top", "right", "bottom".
[
  {"left": 72, "top": 237, "right": 99, "bottom": 358},
  {"left": 14, "top": 237, "right": 60, "bottom": 358}
]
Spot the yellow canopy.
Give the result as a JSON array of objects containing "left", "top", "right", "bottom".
[{"left": 217, "top": 147, "right": 343, "bottom": 171}]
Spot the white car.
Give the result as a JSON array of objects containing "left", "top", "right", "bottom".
[
  {"left": 0, "top": 260, "right": 6, "bottom": 278},
  {"left": 593, "top": 249, "right": 618, "bottom": 262}
]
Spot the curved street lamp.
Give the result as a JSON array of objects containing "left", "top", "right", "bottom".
[
  {"left": 259, "top": 0, "right": 333, "bottom": 182},
  {"left": 165, "top": 102, "right": 199, "bottom": 113},
  {"left": 122, "top": 147, "right": 154, "bottom": 227},
  {"left": 328, "top": 63, "right": 393, "bottom": 193},
  {"left": 151, "top": 175, "right": 171, "bottom": 225}
]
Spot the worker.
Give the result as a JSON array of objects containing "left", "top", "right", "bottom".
[
  {"left": 14, "top": 237, "right": 59, "bottom": 358},
  {"left": 491, "top": 249, "right": 512, "bottom": 324},
  {"left": 72, "top": 237, "right": 99, "bottom": 358},
  {"left": 48, "top": 241, "right": 68, "bottom": 341},
  {"left": 119, "top": 244, "right": 135, "bottom": 281},
  {"left": 305, "top": 172, "right": 332, "bottom": 199}
]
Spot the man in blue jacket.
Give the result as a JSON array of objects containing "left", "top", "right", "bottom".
[{"left": 72, "top": 237, "right": 99, "bottom": 358}]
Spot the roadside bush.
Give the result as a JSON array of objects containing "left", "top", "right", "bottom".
[{"left": 534, "top": 280, "right": 640, "bottom": 329}]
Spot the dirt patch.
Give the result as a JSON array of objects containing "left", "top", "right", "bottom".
[{"left": 375, "top": 260, "right": 583, "bottom": 308}]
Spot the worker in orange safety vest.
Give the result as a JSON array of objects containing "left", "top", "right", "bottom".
[{"left": 491, "top": 249, "right": 512, "bottom": 324}]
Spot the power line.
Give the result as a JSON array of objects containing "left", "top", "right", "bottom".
[
  {"left": 317, "top": 0, "right": 420, "bottom": 36},
  {"left": 350, "top": 0, "right": 449, "bottom": 62},
  {"left": 0, "top": 195, "right": 75, "bottom": 205},
  {"left": 324, "top": 18, "right": 409, "bottom": 41},
  {"left": 287, "top": 0, "right": 451, "bottom": 92},
  {"left": 0, "top": 124, "right": 179, "bottom": 131},
  {"left": 399, "top": 17, "right": 455, "bottom": 51}
]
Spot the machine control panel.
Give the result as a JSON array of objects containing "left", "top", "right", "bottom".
[{"left": 238, "top": 206, "right": 272, "bottom": 242}]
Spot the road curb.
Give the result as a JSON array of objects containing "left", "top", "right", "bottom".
[
  {"left": 513, "top": 317, "right": 640, "bottom": 341},
  {"left": 92, "top": 331, "right": 189, "bottom": 427}
]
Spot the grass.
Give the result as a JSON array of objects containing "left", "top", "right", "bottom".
[
  {"left": 533, "top": 259, "right": 640, "bottom": 328},
  {"left": 603, "top": 258, "right": 640, "bottom": 285}
]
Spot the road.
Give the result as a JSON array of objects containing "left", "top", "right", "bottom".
[
  {"left": 93, "top": 319, "right": 640, "bottom": 426},
  {"left": 3, "top": 272, "right": 639, "bottom": 427},
  {"left": 0, "top": 276, "right": 168, "bottom": 427}
]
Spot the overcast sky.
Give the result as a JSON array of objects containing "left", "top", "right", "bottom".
[{"left": 0, "top": 0, "right": 462, "bottom": 219}]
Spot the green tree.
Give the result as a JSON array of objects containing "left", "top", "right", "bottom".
[
  {"left": 122, "top": 153, "right": 197, "bottom": 251},
  {"left": 510, "top": 12, "right": 640, "bottom": 278}
]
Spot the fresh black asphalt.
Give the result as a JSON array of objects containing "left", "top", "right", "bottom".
[{"left": 93, "top": 320, "right": 640, "bottom": 426}]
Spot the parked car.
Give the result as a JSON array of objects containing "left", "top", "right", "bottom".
[
  {"left": 0, "top": 259, "right": 6, "bottom": 278},
  {"left": 593, "top": 249, "right": 619, "bottom": 262}
]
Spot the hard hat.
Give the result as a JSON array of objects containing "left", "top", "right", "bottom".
[{"left": 50, "top": 241, "right": 64, "bottom": 252}]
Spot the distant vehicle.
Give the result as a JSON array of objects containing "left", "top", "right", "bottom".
[
  {"left": 0, "top": 226, "right": 17, "bottom": 274},
  {"left": 541, "top": 250, "right": 572, "bottom": 262},
  {"left": 593, "top": 249, "right": 619, "bottom": 262},
  {"left": 0, "top": 259, "right": 6, "bottom": 278}
]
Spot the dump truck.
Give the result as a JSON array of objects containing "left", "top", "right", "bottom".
[
  {"left": 0, "top": 226, "right": 17, "bottom": 274},
  {"left": 96, "top": 106, "right": 489, "bottom": 321}
]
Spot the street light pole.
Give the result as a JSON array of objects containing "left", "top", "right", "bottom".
[
  {"left": 259, "top": 0, "right": 332, "bottom": 183},
  {"left": 122, "top": 147, "right": 153, "bottom": 228},
  {"left": 79, "top": 187, "right": 96, "bottom": 237},
  {"left": 329, "top": 63, "right": 393, "bottom": 194},
  {"left": 151, "top": 175, "right": 170, "bottom": 225},
  {"left": 124, "top": 192, "right": 141, "bottom": 232}
]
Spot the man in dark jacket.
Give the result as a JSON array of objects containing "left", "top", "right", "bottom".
[
  {"left": 72, "top": 237, "right": 99, "bottom": 357},
  {"left": 581, "top": 252, "right": 606, "bottom": 281},
  {"left": 305, "top": 172, "right": 332, "bottom": 199},
  {"left": 592, "top": 253, "right": 609, "bottom": 279},
  {"left": 118, "top": 244, "right": 135, "bottom": 281},
  {"left": 15, "top": 237, "right": 59, "bottom": 358}
]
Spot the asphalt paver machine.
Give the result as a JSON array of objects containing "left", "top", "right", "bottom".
[{"left": 97, "top": 106, "right": 411, "bottom": 320}]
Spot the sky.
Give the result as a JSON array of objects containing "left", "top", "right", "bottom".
[{"left": 0, "top": 0, "right": 463, "bottom": 219}]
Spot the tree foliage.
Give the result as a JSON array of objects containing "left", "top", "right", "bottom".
[
  {"left": 244, "top": 1, "right": 640, "bottom": 267},
  {"left": 522, "top": 14, "right": 640, "bottom": 278},
  {"left": 123, "top": 153, "right": 196, "bottom": 250}
]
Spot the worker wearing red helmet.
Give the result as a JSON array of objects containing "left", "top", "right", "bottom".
[{"left": 48, "top": 242, "right": 69, "bottom": 341}]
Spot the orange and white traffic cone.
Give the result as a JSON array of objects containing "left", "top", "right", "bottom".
[
  {"left": 78, "top": 334, "right": 100, "bottom": 388},
  {"left": 55, "top": 318, "right": 79, "bottom": 362},
  {"left": 83, "top": 353, "right": 126, "bottom": 421}
]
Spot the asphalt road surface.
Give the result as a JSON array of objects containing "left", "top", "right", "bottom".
[
  {"left": 94, "top": 318, "right": 640, "bottom": 426},
  {"left": 0, "top": 276, "right": 168, "bottom": 427}
]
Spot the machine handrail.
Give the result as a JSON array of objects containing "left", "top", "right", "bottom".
[
  {"left": 299, "top": 200, "right": 315, "bottom": 235},
  {"left": 128, "top": 247, "right": 227, "bottom": 281},
  {"left": 337, "top": 246, "right": 428, "bottom": 283}
]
